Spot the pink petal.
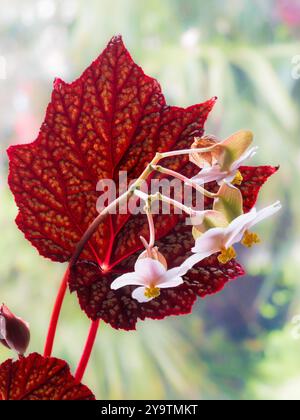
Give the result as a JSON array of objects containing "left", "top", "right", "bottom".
[
  {"left": 192, "top": 227, "right": 225, "bottom": 254},
  {"left": 181, "top": 250, "right": 217, "bottom": 272},
  {"left": 224, "top": 209, "right": 257, "bottom": 248},
  {"left": 192, "top": 166, "right": 225, "bottom": 186},
  {"left": 231, "top": 146, "right": 258, "bottom": 171},
  {"left": 134, "top": 258, "right": 167, "bottom": 285},
  {"left": 111, "top": 273, "right": 144, "bottom": 290},
  {"left": 249, "top": 201, "right": 282, "bottom": 228},
  {"left": 132, "top": 286, "right": 153, "bottom": 303}
]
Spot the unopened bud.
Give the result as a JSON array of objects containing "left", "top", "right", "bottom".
[
  {"left": 138, "top": 246, "right": 168, "bottom": 269},
  {"left": 0, "top": 304, "right": 30, "bottom": 355},
  {"left": 190, "top": 135, "right": 220, "bottom": 168}
]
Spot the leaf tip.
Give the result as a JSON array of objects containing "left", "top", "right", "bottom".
[
  {"left": 109, "top": 34, "right": 124, "bottom": 45},
  {"left": 207, "top": 96, "right": 218, "bottom": 111},
  {"left": 53, "top": 77, "right": 64, "bottom": 91}
]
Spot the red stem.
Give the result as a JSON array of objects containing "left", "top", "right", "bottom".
[
  {"left": 43, "top": 210, "right": 110, "bottom": 357},
  {"left": 75, "top": 320, "right": 100, "bottom": 383},
  {"left": 43, "top": 266, "right": 69, "bottom": 357}
]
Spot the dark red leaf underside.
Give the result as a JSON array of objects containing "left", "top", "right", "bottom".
[
  {"left": 203, "top": 165, "right": 279, "bottom": 210},
  {"left": 0, "top": 353, "right": 95, "bottom": 400},
  {"left": 70, "top": 253, "right": 244, "bottom": 330},
  {"left": 8, "top": 35, "right": 215, "bottom": 266},
  {"left": 239, "top": 165, "right": 279, "bottom": 212},
  {"left": 70, "top": 261, "right": 197, "bottom": 330}
]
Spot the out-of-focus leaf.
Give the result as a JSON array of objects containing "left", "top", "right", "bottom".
[{"left": 231, "top": 48, "right": 298, "bottom": 131}]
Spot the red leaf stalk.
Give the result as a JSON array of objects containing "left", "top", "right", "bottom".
[
  {"left": 75, "top": 320, "right": 100, "bottom": 383},
  {"left": 43, "top": 266, "right": 69, "bottom": 357},
  {"left": 43, "top": 210, "right": 110, "bottom": 358}
]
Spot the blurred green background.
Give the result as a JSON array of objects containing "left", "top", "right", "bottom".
[{"left": 1, "top": 0, "right": 300, "bottom": 400}]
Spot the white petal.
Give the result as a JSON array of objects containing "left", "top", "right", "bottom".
[
  {"left": 249, "top": 201, "right": 281, "bottom": 228},
  {"left": 111, "top": 273, "right": 144, "bottom": 290},
  {"left": 158, "top": 266, "right": 186, "bottom": 282},
  {"left": 192, "top": 166, "right": 226, "bottom": 186},
  {"left": 132, "top": 286, "right": 154, "bottom": 303},
  {"left": 231, "top": 146, "right": 258, "bottom": 171},
  {"left": 134, "top": 258, "right": 166, "bottom": 285},
  {"left": 223, "top": 209, "right": 258, "bottom": 248},
  {"left": 192, "top": 227, "right": 225, "bottom": 254},
  {"left": 157, "top": 266, "right": 185, "bottom": 288},
  {"left": 180, "top": 251, "right": 215, "bottom": 272},
  {"left": 158, "top": 276, "right": 184, "bottom": 289}
]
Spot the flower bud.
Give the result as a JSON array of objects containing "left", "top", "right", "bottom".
[
  {"left": 190, "top": 131, "right": 253, "bottom": 173},
  {"left": 138, "top": 247, "right": 168, "bottom": 269},
  {"left": 190, "top": 135, "right": 220, "bottom": 168},
  {"left": 0, "top": 304, "right": 30, "bottom": 355}
]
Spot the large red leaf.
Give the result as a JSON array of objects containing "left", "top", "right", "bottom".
[
  {"left": 8, "top": 35, "right": 215, "bottom": 265},
  {"left": 0, "top": 353, "right": 95, "bottom": 400},
  {"left": 7, "top": 35, "right": 278, "bottom": 330}
]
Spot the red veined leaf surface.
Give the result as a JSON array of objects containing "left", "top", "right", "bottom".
[
  {"left": 7, "top": 35, "right": 215, "bottom": 265},
  {"left": 0, "top": 353, "right": 95, "bottom": 400},
  {"left": 239, "top": 165, "right": 279, "bottom": 212},
  {"left": 203, "top": 165, "right": 279, "bottom": 211}
]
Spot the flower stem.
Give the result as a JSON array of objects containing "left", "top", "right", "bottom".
[
  {"left": 145, "top": 208, "right": 155, "bottom": 248},
  {"left": 153, "top": 164, "right": 218, "bottom": 199},
  {"left": 43, "top": 266, "right": 69, "bottom": 357},
  {"left": 135, "top": 190, "right": 195, "bottom": 216},
  {"left": 69, "top": 153, "right": 163, "bottom": 268},
  {"left": 159, "top": 145, "right": 216, "bottom": 159},
  {"left": 75, "top": 320, "right": 100, "bottom": 383}
]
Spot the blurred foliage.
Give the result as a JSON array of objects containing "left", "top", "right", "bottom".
[{"left": 1, "top": 0, "right": 300, "bottom": 400}]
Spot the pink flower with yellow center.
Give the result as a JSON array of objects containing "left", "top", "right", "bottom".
[
  {"left": 111, "top": 257, "right": 186, "bottom": 303},
  {"left": 182, "top": 201, "right": 281, "bottom": 271}
]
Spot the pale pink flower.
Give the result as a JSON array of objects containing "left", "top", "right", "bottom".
[
  {"left": 111, "top": 258, "right": 185, "bottom": 303},
  {"left": 182, "top": 202, "right": 281, "bottom": 270}
]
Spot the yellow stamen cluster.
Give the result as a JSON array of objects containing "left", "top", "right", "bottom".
[
  {"left": 144, "top": 286, "right": 161, "bottom": 299},
  {"left": 218, "top": 246, "right": 237, "bottom": 264},
  {"left": 232, "top": 170, "right": 244, "bottom": 186},
  {"left": 242, "top": 230, "right": 261, "bottom": 248}
]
